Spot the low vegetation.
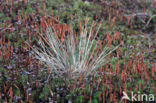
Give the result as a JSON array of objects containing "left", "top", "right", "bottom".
[{"left": 0, "top": 0, "right": 155, "bottom": 102}]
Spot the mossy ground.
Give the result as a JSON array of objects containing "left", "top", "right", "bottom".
[{"left": 0, "top": 0, "right": 155, "bottom": 102}]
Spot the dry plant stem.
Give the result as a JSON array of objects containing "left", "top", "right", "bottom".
[
  {"left": 144, "top": 15, "right": 156, "bottom": 27},
  {"left": 0, "top": 24, "right": 13, "bottom": 33}
]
